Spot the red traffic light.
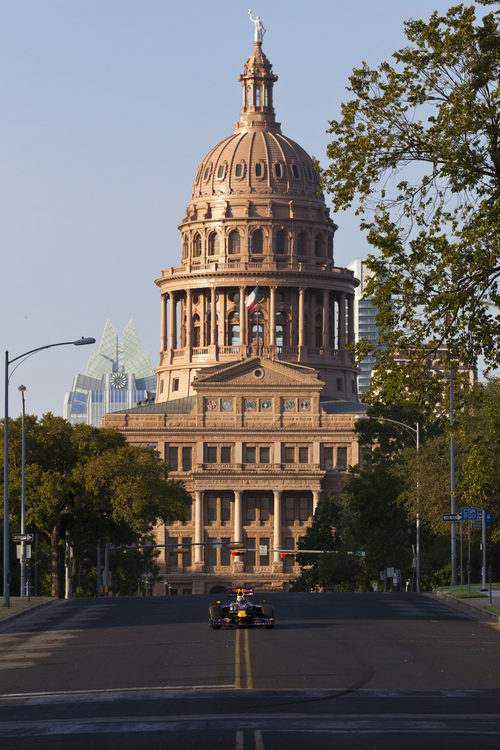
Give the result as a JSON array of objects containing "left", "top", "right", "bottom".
[
  {"left": 231, "top": 550, "right": 245, "bottom": 556},
  {"left": 281, "top": 552, "right": 295, "bottom": 558}
]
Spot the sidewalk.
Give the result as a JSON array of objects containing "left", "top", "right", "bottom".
[
  {"left": 0, "top": 597, "right": 56, "bottom": 624},
  {"left": 433, "top": 586, "right": 500, "bottom": 623}
]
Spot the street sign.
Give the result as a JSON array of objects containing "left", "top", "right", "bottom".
[
  {"left": 478, "top": 510, "right": 494, "bottom": 526},
  {"left": 461, "top": 507, "right": 478, "bottom": 521},
  {"left": 12, "top": 533, "right": 33, "bottom": 542},
  {"left": 259, "top": 545, "right": 268, "bottom": 555},
  {"left": 442, "top": 513, "right": 462, "bottom": 522}
]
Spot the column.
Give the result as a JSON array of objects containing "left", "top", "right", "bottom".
[
  {"left": 273, "top": 490, "right": 281, "bottom": 565},
  {"left": 323, "top": 290, "right": 330, "bottom": 349},
  {"left": 338, "top": 292, "right": 346, "bottom": 349},
  {"left": 269, "top": 286, "right": 276, "bottom": 347},
  {"left": 211, "top": 286, "right": 217, "bottom": 348},
  {"left": 186, "top": 289, "right": 192, "bottom": 349},
  {"left": 200, "top": 293, "right": 206, "bottom": 347},
  {"left": 194, "top": 490, "right": 203, "bottom": 565},
  {"left": 347, "top": 293, "right": 355, "bottom": 344},
  {"left": 233, "top": 490, "right": 243, "bottom": 544},
  {"left": 168, "top": 292, "right": 177, "bottom": 350},
  {"left": 218, "top": 291, "right": 226, "bottom": 347},
  {"left": 160, "top": 293, "right": 168, "bottom": 351},
  {"left": 313, "top": 490, "right": 321, "bottom": 514},
  {"left": 239, "top": 286, "right": 246, "bottom": 347},
  {"left": 298, "top": 288, "right": 305, "bottom": 348}
]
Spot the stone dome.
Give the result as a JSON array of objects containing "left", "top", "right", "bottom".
[{"left": 189, "top": 42, "right": 323, "bottom": 207}]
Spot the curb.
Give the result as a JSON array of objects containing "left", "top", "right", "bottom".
[
  {"left": 0, "top": 598, "right": 59, "bottom": 626},
  {"left": 432, "top": 590, "right": 500, "bottom": 623}
]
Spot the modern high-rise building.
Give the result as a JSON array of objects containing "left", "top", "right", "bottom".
[
  {"left": 103, "top": 28, "right": 366, "bottom": 593},
  {"left": 346, "top": 259, "right": 382, "bottom": 394},
  {"left": 64, "top": 320, "right": 156, "bottom": 427}
]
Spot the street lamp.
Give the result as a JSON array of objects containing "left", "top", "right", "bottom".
[
  {"left": 17, "top": 385, "right": 27, "bottom": 597},
  {"left": 3, "top": 337, "right": 95, "bottom": 607},
  {"left": 355, "top": 414, "right": 420, "bottom": 593}
]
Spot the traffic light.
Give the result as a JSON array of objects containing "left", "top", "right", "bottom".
[
  {"left": 231, "top": 550, "right": 245, "bottom": 556},
  {"left": 281, "top": 552, "right": 295, "bottom": 558}
]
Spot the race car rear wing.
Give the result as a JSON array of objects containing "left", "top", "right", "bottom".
[{"left": 226, "top": 587, "right": 254, "bottom": 598}]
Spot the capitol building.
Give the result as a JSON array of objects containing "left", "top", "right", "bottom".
[{"left": 103, "top": 29, "right": 365, "bottom": 593}]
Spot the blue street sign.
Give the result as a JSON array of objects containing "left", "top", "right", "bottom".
[
  {"left": 478, "top": 510, "right": 494, "bottom": 526},
  {"left": 461, "top": 507, "right": 478, "bottom": 521}
]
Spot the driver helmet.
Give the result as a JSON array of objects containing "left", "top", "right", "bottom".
[{"left": 236, "top": 595, "right": 245, "bottom": 604}]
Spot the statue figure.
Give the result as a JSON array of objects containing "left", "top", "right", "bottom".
[{"left": 248, "top": 10, "right": 265, "bottom": 43}]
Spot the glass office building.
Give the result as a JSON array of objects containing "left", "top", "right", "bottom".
[
  {"left": 64, "top": 320, "right": 156, "bottom": 426},
  {"left": 347, "top": 259, "right": 383, "bottom": 394}
]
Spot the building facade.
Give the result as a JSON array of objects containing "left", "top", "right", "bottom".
[
  {"left": 64, "top": 320, "right": 156, "bottom": 427},
  {"left": 346, "top": 259, "right": 382, "bottom": 394},
  {"left": 103, "top": 35, "right": 366, "bottom": 593}
]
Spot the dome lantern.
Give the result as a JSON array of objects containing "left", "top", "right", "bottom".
[{"left": 237, "top": 42, "right": 279, "bottom": 133}]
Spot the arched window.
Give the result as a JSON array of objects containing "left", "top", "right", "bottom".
[
  {"left": 228, "top": 311, "right": 240, "bottom": 346},
  {"left": 193, "top": 233, "right": 202, "bottom": 257},
  {"left": 251, "top": 311, "right": 264, "bottom": 346},
  {"left": 251, "top": 229, "right": 263, "bottom": 254},
  {"left": 255, "top": 86, "right": 261, "bottom": 108},
  {"left": 297, "top": 231, "right": 306, "bottom": 256},
  {"left": 183, "top": 235, "right": 189, "bottom": 259},
  {"left": 315, "top": 312, "right": 323, "bottom": 347},
  {"left": 208, "top": 232, "right": 219, "bottom": 256},
  {"left": 314, "top": 233, "right": 323, "bottom": 257},
  {"left": 193, "top": 314, "right": 201, "bottom": 347},
  {"left": 228, "top": 230, "right": 240, "bottom": 255},
  {"left": 275, "top": 311, "right": 288, "bottom": 347},
  {"left": 275, "top": 230, "right": 286, "bottom": 255}
]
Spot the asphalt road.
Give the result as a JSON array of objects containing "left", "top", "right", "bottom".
[{"left": 0, "top": 592, "right": 499, "bottom": 749}]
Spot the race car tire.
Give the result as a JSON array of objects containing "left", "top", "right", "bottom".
[{"left": 209, "top": 604, "right": 223, "bottom": 628}]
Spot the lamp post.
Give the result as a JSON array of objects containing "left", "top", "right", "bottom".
[
  {"left": 17, "top": 385, "right": 27, "bottom": 597},
  {"left": 354, "top": 414, "right": 420, "bottom": 592},
  {"left": 3, "top": 337, "right": 95, "bottom": 607}
]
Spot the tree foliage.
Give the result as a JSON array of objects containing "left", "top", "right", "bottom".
[
  {"left": 2, "top": 414, "right": 191, "bottom": 597},
  {"left": 320, "top": 3, "right": 500, "bottom": 403}
]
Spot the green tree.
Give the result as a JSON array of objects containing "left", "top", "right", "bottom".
[
  {"left": 320, "top": 3, "right": 500, "bottom": 405},
  {"left": 2, "top": 414, "right": 191, "bottom": 597}
]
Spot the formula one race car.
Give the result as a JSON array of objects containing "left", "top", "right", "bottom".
[{"left": 208, "top": 588, "right": 275, "bottom": 628}]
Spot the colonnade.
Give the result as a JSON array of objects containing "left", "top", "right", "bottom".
[
  {"left": 192, "top": 489, "right": 321, "bottom": 565},
  {"left": 160, "top": 285, "right": 355, "bottom": 352}
]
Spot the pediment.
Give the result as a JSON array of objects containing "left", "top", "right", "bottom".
[{"left": 192, "top": 357, "right": 324, "bottom": 390}]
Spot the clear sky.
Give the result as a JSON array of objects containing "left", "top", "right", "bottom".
[{"left": 1, "top": 0, "right": 465, "bottom": 418}]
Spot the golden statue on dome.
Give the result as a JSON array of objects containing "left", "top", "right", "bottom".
[{"left": 248, "top": 10, "right": 265, "bottom": 43}]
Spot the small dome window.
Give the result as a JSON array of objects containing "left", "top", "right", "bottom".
[
  {"left": 306, "top": 166, "right": 314, "bottom": 180},
  {"left": 292, "top": 165, "right": 300, "bottom": 179},
  {"left": 235, "top": 162, "right": 245, "bottom": 178},
  {"left": 203, "top": 165, "right": 211, "bottom": 181},
  {"left": 217, "top": 164, "right": 226, "bottom": 180},
  {"left": 274, "top": 163, "right": 282, "bottom": 178},
  {"left": 255, "top": 163, "right": 262, "bottom": 177}
]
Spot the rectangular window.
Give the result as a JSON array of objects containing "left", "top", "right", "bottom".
[
  {"left": 206, "top": 495, "right": 217, "bottom": 522},
  {"left": 337, "top": 446, "right": 347, "bottom": 469},
  {"left": 299, "top": 497, "right": 310, "bottom": 521},
  {"left": 206, "top": 538, "right": 217, "bottom": 566},
  {"left": 323, "top": 446, "right": 334, "bottom": 470},
  {"left": 182, "top": 537, "right": 192, "bottom": 567},
  {"left": 221, "top": 446, "right": 231, "bottom": 463},
  {"left": 246, "top": 537, "right": 256, "bottom": 566},
  {"left": 181, "top": 446, "right": 192, "bottom": 471},
  {"left": 284, "top": 446, "right": 294, "bottom": 463},
  {"left": 245, "top": 446, "right": 256, "bottom": 463},
  {"left": 168, "top": 446, "right": 178, "bottom": 471},
  {"left": 221, "top": 537, "right": 231, "bottom": 566},
  {"left": 221, "top": 495, "right": 231, "bottom": 522},
  {"left": 206, "top": 446, "right": 217, "bottom": 463},
  {"left": 246, "top": 496, "right": 256, "bottom": 522},
  {"left": 172, "top": 378, "right": 179, "bottom": 392},
  {"left": 259, "top": 446, "right": 270, "bottom": 463},
  {"left": 168, "top": 537, "right": 178, "bottom": 567},
  {"left": 260, "top": 496, "right": 270, "bottom": 522},
  {"left": 336, "top": 377, "right": 343, "bottom": 391},
  {"left": 285, "top": 497, "right": 295, "bottom": 522},
  {"left": 298, "top": 447, "right": 308, "bottom": 464},
  {"left": 259, "top": 537, "right": 270, "bottom": 566}
]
